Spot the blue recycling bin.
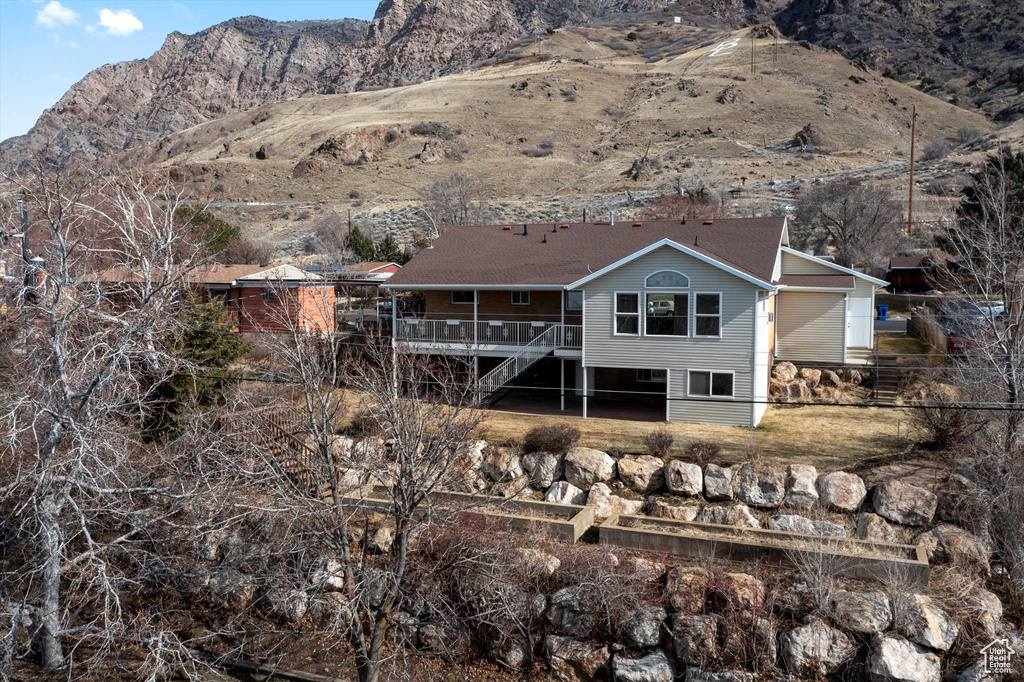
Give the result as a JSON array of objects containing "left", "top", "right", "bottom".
[{"left": 875, "top": 305, "right": 888, "bottom": 321}]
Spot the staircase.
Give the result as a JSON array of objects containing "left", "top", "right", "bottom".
[
  {"left": 874, "top": 359, "right": 903, "bottom": 402},
  {"left": 256, "top": 410, "right": 336, "bottom": 504},
  {"left": 478, "top": 325, "right": 560, "bottom": 401}
]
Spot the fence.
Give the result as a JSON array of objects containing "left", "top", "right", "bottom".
[{"left": 907, "top": 306, "right": 947, "bottom": 354}]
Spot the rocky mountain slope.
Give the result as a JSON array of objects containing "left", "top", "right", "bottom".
[{"left": 0, "top": 0, "right": 658, "bottom": 166}]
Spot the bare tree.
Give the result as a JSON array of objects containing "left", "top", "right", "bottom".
[
  {"left": 222, "top": 235, "right": 274, "bottom": 264},
  {"left": 793, "top": 178, "right": 905, "bottom": 268},
  {"left": 0, "top": 161, "right": 230, "bottom": 678},
  {"left": 933, "top": 148, "right": 1024, "bottom": 603},
  {"left": 420, "top": 172, "right": 489, "bottom": 229},
  {"left": 231, "top": 292, "right": 490, "bottom": 682}
]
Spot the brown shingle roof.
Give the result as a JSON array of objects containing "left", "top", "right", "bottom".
[
  {"left": 889, "top": 256, "right": 930, "bottom": 269},
  {"left": 89, "top": 263, "right": 308, "bottom": 284},
  {"left": 386, "top": 218, "right": 786, "bottom": 288},
  {"left": 777, "top": 274, "right": 855, "bottom": 289}
]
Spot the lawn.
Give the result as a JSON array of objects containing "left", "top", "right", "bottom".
[
  {"left": 476, "top": 403, "right": 923, "bottom": 472},
  {"left": 877, "top": 331, "right": 935, "bottom": 357}
]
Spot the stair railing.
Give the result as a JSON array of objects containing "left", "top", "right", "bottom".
[{"left": 478, "top": 325, "right": 559, "bottom": 397}]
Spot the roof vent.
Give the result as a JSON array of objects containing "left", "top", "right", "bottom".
[
  {"left": 632, "top": 222, "right": 643, "bottom": 227},
  {"left": 523, "top": 224, "right": 528, "bottom": 236},
  {"left": 703, "top": 219, "right": 714, "bottom": 225},
  {"left": 552, "top": 224, "right": 558, "bottom": 233},
  {"left": 542, "top": 234, "right": 548, "bottom": 244},
  {"left": 694, "top": 235, "right": 699, "bottom": 246},
  {"left": 502, "top": 225, "right": 512, "bottom": 230},
  {"left": 680, "top": 218, "right": 686, "bottom": 225},
  {"left": 560, "top": 224, "right": 569, "bottom": 229}
]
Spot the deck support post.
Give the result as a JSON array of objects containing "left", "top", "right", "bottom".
[
  {"left": 582, "top": 363, "right": 588, "bottom": 419},
  {"left": 391, "top": 290, "right": 398, "bottom": 399},
  {"left": 560, "top": 358, "right": 565, "bottom": 411}
]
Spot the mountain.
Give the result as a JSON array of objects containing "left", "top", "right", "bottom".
[{"left": 0, "top": 0, "right": 658, "bottom": 167}]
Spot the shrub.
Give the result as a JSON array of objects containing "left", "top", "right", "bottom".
[
  {"left": 410, "top": 121, "right": 458, "bottom": 140},
  {"left": 539, "top": 139, "right": 555, "bottom": 150},
  {"left": 921, "top": 138, "right": 952, "bottom": 161},
  {"left": 643, "top": 429, "right": 674, "bottom": 458},
  {"left": 626, "top": 32, "right": 638, "bottom": 41},
  {"left": 955, "top": 126, "right": 982, "bottom": 146},
  {"left": 349, "top": 189, "right": 361, "bottom": 199},
  {"left": 346, "top": 406, "right": 382, "bottom": 437},
  {"left": 546, "top": 27, "right": 556, "bottom": 35},
  {"left": 522, "top": 147, "right": 553, "bottom": 158},
  {"left": 522, "top": 424, "right": 580, "bottom": 455},
  {"left": 685, "top": 440, "right": 721, "bottom": 467}
]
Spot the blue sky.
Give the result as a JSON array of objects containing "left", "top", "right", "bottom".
[{"left": 0, "top": 1, "right": 381, "bottom": 142}]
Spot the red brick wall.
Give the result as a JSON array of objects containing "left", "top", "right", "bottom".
[
  {"left": 236, "top": 285, "right": 335, "bottom": 333},
  {"left": 424, "top": 289, "right": 578, "bottom": 323}
]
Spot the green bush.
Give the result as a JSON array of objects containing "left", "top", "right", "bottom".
[{"left": 626, "top": 32, "right": 638, "bottom": 42}]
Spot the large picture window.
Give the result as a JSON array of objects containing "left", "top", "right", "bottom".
[
  {"left": 695, "top": 293, "right": 722, "bottom": 337},
  {"left": 645, "top": 293, "right": 688, "bottom": 336},
  {"left": 451, "top": 290, "right": 475, "bottom": 305},
  {"left": 688, "top": 370, "right": 734, "bottom": 397},
  {"left": 615, "top": 293, "right": 639, "bottom": 334}
]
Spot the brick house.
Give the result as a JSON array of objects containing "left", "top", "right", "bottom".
[
  {"left": 382, "top": 218, "right": 885, "bottom": 426},
  {"left": 94, "top": 263, "right": 336, "bottom": 334}
]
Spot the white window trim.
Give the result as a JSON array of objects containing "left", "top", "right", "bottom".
[
  {"left": 613, "top": 291, "right": 641, "bottom": 336},
  {"left": 687, "top": 369, "right": 735, "bottom": 399},
  {"left": 451, "top": 290, "right": 475, "bottom": 305},
  {"left": 261, "top": 288, "right": 277, "bottom": 302},
  {"left": 643, "top": 290, "right": 690, "bottom": 338},
  {"left": 645, "top": 269, "right": 691, "bottom": 288},
  {"left": 693, "top": 291, "right": 723, "bottom": 339},
  {"left": 511, "top": 290, "right": 530, "bottom": 306},
  {"left": 637, "top": 368, "right": 668, "bottom": 383}
]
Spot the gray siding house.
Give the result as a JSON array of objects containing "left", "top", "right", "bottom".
[{"left": 383, "top": 217, "right": 885, "bottom": 427}]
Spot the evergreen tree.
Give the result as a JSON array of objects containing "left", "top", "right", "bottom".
[
  {"left": 175, "top": 205, "right": 241, "bottom": 254},
  {"left": 374, "top": 233, "right": 410, "bottom": 264},
  {"left": 344, "top": 226, "right": 376, "bottom": 261}
]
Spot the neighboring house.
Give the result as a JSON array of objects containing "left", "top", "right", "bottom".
[
  {"left": 93, "top": 263, "right": 336, "bottom": 334},
  {"left": 888, "top": 256, "right": 936, "bottom": 292},
  {"left": 382, "top": 218, "right": 885, "bottom": 427},
  {"left": 306, "top": 261, "right": 403, "bottom": 287}
]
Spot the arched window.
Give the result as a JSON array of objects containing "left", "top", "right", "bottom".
[{"left": 645, "top": 270, "right": 689, "bottom": 288}]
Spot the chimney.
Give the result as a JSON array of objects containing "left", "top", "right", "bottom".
[
  {"left": 610, "top": 211, "right": 615, "bottom": 226},
  {"left": 523, "top": 224, "right": 528, "bottom": 236}
]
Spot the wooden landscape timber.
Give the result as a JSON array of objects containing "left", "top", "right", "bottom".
[{"left": 598, "top": 513, "right": 930, "bottom": 587}]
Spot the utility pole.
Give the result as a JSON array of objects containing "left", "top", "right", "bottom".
[
  {"left": 750, "top": 32, "right": 755, "bottom": 74},
  {"left": 908, "top": 104, "right": 918, "bottom": 235}
]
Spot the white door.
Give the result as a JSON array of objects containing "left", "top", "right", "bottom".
[{"left": 847, "top": 296, "right": 873, "bottom": 348}]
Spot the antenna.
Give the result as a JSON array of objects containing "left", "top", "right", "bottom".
[{"left": 907, "top": 104, "right": 917, "bottom": 235}]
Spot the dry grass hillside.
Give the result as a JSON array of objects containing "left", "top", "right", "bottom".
[{"left": 122, "top": 22, "right": 1007, "bottom": 247}]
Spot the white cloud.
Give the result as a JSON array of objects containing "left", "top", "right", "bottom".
[
  {"left": 96, "top": 8, "right": 143, "bottom": 36},
  {"left": 173, "top": 3, "right": 194, "bottom": 19},
  {"left": 36, "top": 1, "right": 78, "bottom": 28}
]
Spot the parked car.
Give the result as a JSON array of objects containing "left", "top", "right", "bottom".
[
  {"left": 647, "top": 300, "right": 674, "bottom": 316},
  {"left": 376, "top": 300, "right": 393, "bottom": 314}
]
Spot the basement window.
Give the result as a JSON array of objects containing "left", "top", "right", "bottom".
[{"left": 688, "top": 370, "right": 734, "bottom": 398}]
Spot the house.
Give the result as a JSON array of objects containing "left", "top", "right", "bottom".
[
  {"left": 382, "top": 218, "right": 886, "bottom": 427},
  {"left": 305, "top": 261, "right": 402, "bottom": 286},
  {"left": 93, "top": 263, "right": 336, "bottom": 334},
  {"left": 888, "top": 256, "right": 936, "bottom": 292}
]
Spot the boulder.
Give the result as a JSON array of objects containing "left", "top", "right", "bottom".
[
  {"left": 873, "top": 480, "right": 937, "bottom": 526},
  {"left": 965, "top": 587, "right": 1002, "bottom": 640},
  {"left": 844, "top": 369, "right": 864, "bottom": 385},
  {"left": 913, "top": 524, "right": 989, "bottom": 575},
  {"left": 612, "top": 650, "right": 675, "bottom": 682},
  {"left": 564, "top": 447, "right": 617, "bottom": 489},
  {"left": 618, "top": 455, "right": 666, "bottom": 494},
  {"left": 665, "top": 460, "right": 703, "bottom": 496},
  {"left": 935, "top": 473, "right": 991, "bottom": 530},
  {"left": 312, "top": 558, "right": 346, "bottom": 591},
  {"left": 666, "top": 566, "right": 711, "bottom": 613},
  {"left": 492, "top": 474, "right": 531, "bottom": 498},
  {"left": 647, "top": 497, "right": 698, "bottom": 521},
  {"left": 898, "top": 594, "right": 960, "bottom": 651},
  {"left": 390, "top": 609, "right": 419, "bottom": 644},
  {"left": 819, "top": 369, "right": 842, "bottom": 387},
  {"left": 697, "top": 503, "right": 760, "bottom": 528},
  {"left": 780, "top": 620, "right": 857, "bottom": 677},
  {"left": 868, "top": 634, "right": 941, "bottom": 682},
  {"left": 785, "top": 464, "right": 819, "bottom": 510},
  {"left": 546, "top": 481, "right": 587, "bottom": 505},
  {"left": 587, "top": 482, "right": 643, "bottom": 521},
  {"left": 547, "top": 635, "right": 610, "bottom": 682},
  {"left": 265, "top": 588, "right": 309, "bottom": 623},
  {"left": 621, "top": 602, "right": 667, "bottom": 648},
  {"left": 517, "top": 548, "right": 561, "bottom": 577},
  {"left": 548, "top": 587, "right": 598, "bottom": 637},
  {"left": 203, "top": 569, "right": 256, "bottom": 611},
  {"left": 831, "top": 590, "right": 892, "bottom": 634},
  {"left": 769, "top": 514, "right": 846, "bottom": 537},
  {"left": 955, "top": 659, "right": 1000, "bottom": 682},
  {"left": 490, "top": 638, "right": 528, "bottom": 670},
  {"left": 418, "top": 622, "right": 469, "bottom": 656},
  {"left": 704, "top": 463, "right": 735, "bottom": 501},
  {"left": 481, "top": 446, "right": 523, "bottom": 482},
  {"left": 684, "top": 670, "right": 753, "bottom": 682},
  {"left": 735, "top": 463, "right": 786, "bottom": 508},
  {"left": 817, "top": 471, "right": 867, "bottom": 512},
  {"left": 521, "top": 452, "right": 564, "bottom": 489},
  {"left": 773, "top": 361, "right": 798, "bottom": 381},
  {"left": 857, "top": 513, "right": 903, "bottom": 544},
  {"left": 368, "top": 525, "right": 394, "bottom": 554},
  {"left": 721, "top": 573, "right": 766, "bottom": 611},
  {"left": 622, "top": 557, "right": 667, "bottom": 582},
  {"left": 670, "top": 613, "right": 720, "bottom": 667},
  {"left": 721, "top": 616, "right": 776, "bottom": 668},
  {"left": 798, "top": 367, "right": 822, "bottom": 387},
  {"left": 784, "top": 381, "right": 811, "bottom": 399}
]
